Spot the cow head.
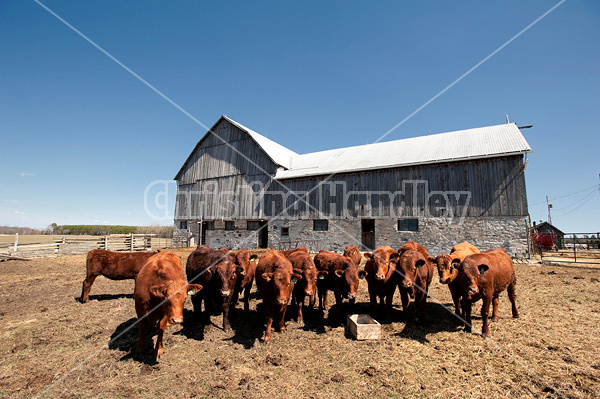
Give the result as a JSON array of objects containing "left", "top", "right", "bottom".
[
  {"left": 343, "top": 245, "right": 362, "bottom": 266},
  {"left": 262, "top": 269, "right": 303, "bottom": 306},
  {"left": 205, "top": 252, "right": 238, "bottom": 298},
  {"left": 334, "top": 257, "right": 361, "bottom": 302},
  {"left": 396, "top": 250, "right": 428, "bottom": 290},
  {"left": 364, "top": 249, "right": 400, "bottom": 281},
  {"left": 432, "top": 254, "right": 461, "bottom": 284},
  {"left": 232, "top": 249, "right": 258, "bottom": 288},
  {"left": 457, "top": 262, "right": 489, "bottom": 299},
  {"left": 150, "top": 280, "right": 202, "bottom": 324}
]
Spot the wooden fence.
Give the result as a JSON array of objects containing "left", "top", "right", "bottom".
[{"left": 0, "top": 234, "right": 173, "bottom": 260}]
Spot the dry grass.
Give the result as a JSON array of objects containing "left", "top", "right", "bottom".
[{"left": 0, "top": 249, "right": 599, "bottom": 398}]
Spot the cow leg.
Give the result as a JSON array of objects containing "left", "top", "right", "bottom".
[
  {"left": 154, "top": 316, "right": 169, "bottom": 359},
  {"left": 507, "top": 279, "right": 519, "bottom": 318},
  {"left": 80, "top": 274, "right": 98, "bottom": 303},
  {"left": 368, "top": 286, "right": 378, "bottom": 315},
  {"left": 230, "top": 287, "right": 240, "bottom": 311},
  {"left": 191, "top": 293, "right": 202, "bottom": 318},
  {"left": 222, "top": 296, "right": 232, "bottom": 332},
  {"left": 136, "top": 317, "right": 150, "bottom": 355},
  {"left": 462, "top": 298, "right": 472, "bottom": 333},
  {"left": 263, "top": 300, "right": 273, "bottom": 342},
  {"left": 278, "top": 305, "right": 287, "bottom": 332},
  {"left": 243, "top": 284, "right": 252, "bottom": 312},
  {"left": 481, "top": 294, "right": 492, "bottom": 337},
  {"left": 491, "top": 295, "right": 499, "bottom": 322},
  {"left": 296, "top": 293, "right": 304, "bottom": 324},
  {"left": 415, "top": 289, "right": 428, "bottom": 325},
  {"left": 449, "top": 284, "right": 461, "bottom": 316},
  {"left": 400, "top": 289, "right": 410, "bottom": 319}
]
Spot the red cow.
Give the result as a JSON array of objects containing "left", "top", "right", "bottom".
[
  {"left": 81, "top": 249, "right": 159, "bottom": 303},
  {"left": 457, "top": 249, "right": 519, "bottom": 337},
  {"left": 431, "top": 241, "right": 480, "bottom": 316},
  {"left": 230, "top": 249, "right": 259, "bottom": 311},
  {"left": 185, "top": 247, "right": 239, "bottom": 332},
  {"left": 134, "top": 251, "right": 202, "bottom": 360},
  {"left": 392, "top": 248, "right": 434, "bottom": 323},
  {"left": 398, "top": 240, "right": 429, "bottom": 258},
  {"left": 255, "top": 250, "right": 302, "bottom": 342},
  {"left": 281, "top": 247, "right": 318, "bottom": 323},
  {"left": 313, "top": 250, "right": 364, "bottom": 311},
  {"left": 363, "top": 246, "right": 400, "bottom": 320},
  {"left": 343, "top": 245, "right": 362, "bottom": 267}
]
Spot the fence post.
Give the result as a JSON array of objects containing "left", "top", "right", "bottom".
[
  {"left": 13, "top": 233, "right": 18, "bottom": 252},
  {"left": 104, "top": 235, "right": 108, "bottom": 250},
  {"left": 130, "top": 233, "right": 134, "bottom": 251},
  {"left": 573, "top": 234, "right": 577, "bottom": 263}
]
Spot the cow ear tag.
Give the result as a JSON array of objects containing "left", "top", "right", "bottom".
[
  {"left": 359, "top": 274, "right": 365, "bottom": 280},
  {"left": 318, "top": 275, "right": 325, "bottom": 280},
  {"left": 188, "top": 290, "right": 195, "bottom": 295},
  {"left": 291, "top": 277, "right": 298, "bottom": 284},
  {"left": 478, "top": 266, "right": 486, "bottom": 275}
]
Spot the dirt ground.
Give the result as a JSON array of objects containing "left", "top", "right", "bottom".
[{"left": 1, "top": 249, "right": 599, "bottom": 399}]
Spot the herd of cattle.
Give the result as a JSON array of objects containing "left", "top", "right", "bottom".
[{"left": 80, "top": 241, "right": 519, "bottom": 361}]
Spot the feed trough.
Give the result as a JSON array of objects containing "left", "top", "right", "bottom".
[{"left": 347, "top": 314, "right": 381, "bottom": 340}]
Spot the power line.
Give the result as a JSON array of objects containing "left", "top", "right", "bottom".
[
  {"left": 555, "top": 191, "right": 599, "bottom": 219},
  {"left": 529, "top": 184, "right": 600, "bottom": 206},
  {"left": 553, "top": 189, "right": 598, "bottom": 211}
]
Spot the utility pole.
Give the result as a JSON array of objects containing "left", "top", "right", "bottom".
[{"left": 546, "top": 196, "right": 553, "bottom": 225}]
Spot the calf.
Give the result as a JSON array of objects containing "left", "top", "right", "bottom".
[
  {"left": 431, "top": 241, "right": 480, "bottom": 316},
  {"left": 392, "top": 249, "right": 434, "bottom": 323},
  {"left": 282, "top": 247, "right": 318, "bottom": 323},
  {"left": 134, "top": 251, "right": 202, "bottom": 360},
  {"left": 255, "top": 250, "right": 301, "bottom": 342},
  {"left": 185, "top": 247, "right": 239, "bottom": 332},
  {"left": 230, "top": 249, "right": 259, "bottom": 311},
  {"left": 457, "top": 249, "right": 519, "bottom": 337},
  {"left": 363, "top": 246, "right": 400, "bottom": 321},
  {"left": 81, "top": 249, "right": 159, "bottom": 303},
  {"left": 313, "top": 250, "right": 364, "bottom": 311},
  {"left": 343, "top": 245, "right": 362, "bottom": 267}
]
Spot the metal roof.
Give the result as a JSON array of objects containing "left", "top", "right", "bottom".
[
  {"left": 274, "top": 123, "right": 532, "bottom": 180},
  {"left": 222, "top": 116, "right": 298, "bottom": 169}
]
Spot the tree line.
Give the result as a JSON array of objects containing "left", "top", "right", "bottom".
[{"left": 0, "top": 224, "right": 174, "bottom": 238}]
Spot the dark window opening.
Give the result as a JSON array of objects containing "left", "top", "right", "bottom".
[
  {"left": 398, "top": 219, "right": 418, "bottom": 232},
  {"left": 180, "top": 221, "right": 187, "bottom": 230},
  {"left": 247, "top": 221, "right": 261, "bottom": 231},
  {"left": 225, "top": 221, "right": 235, "bottom": 231},
  {"left": 313, "top": 220, "right": 328, "bottom": 231},
  {"left": 281, "top": 227, "right": 289, "bottom": 236}
]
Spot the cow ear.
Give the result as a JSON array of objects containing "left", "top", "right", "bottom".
[
  {"left": 358, "top": 270, "right": 366, "bottom": 280},
  {"left": 250, "top": 254, "right": 259, "bottom": 262},
  {"left": 428, "top": 256, "right": 436, "bottom": 264},
  {"left": 236, "top": 266, "right": 245, "bottom": 276},
  {"left": 262, "top": 272, "right": 274, "bottom": 282},
  {"left": 390, "top": 252, "right": 400, "bottom": 263},
  {"left": 150, "top": 284, "right": 166, "bottom": 298},
  {"left": 451, "top": 258, "right": 461, "bottom": 267},
  {"left": 478, "top": 264, "right": 489, "bottom": 275},
  {"left": 186, "top": 284, "right": 203, "bottom": 296},
  {"left": 334, "top": 269, "right": 344, "bottom": 278},
  {"left": 416, "top": 259, "right": 426, "bottom": 268},
  {"left": 364, "top": 252, "right": 373, "bottom": 260},
  {"left": 291, "top": 273, "right": 302, "bottom": 284}
]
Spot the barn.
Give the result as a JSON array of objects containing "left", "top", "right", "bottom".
[{"left": 174, "top": 116, "right": 532, "bottom": 256}]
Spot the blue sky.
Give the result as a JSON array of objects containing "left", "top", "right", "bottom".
[{"left": 1, "top": 0, "right": 599, "bottom": 232}]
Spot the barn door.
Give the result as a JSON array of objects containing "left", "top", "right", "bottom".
[
  {"left": 258, "top": 221, "right": 268, "bottom": 249},
  {"left": 361, "top": 219, "right": 375, "bottom": 251}
]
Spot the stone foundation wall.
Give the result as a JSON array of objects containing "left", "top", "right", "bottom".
[{"left": 192, "top": 216, "right": 529, "bottom": 257}]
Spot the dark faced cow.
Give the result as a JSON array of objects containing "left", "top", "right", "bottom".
[
  {"left": 457, "top": 248, "right": 519, "bottom": 337},
  {"left": 134, "top": 251, "right": 202, "bottom": 360},
  {"left": 255, "top": 250, "right": 301, "bottom": 342},
  {"left": 392, "top": 247, "right": 434, "bottom": 323},
  {"left": 313, "top": 250, "right": 364, "bottom": 311},
  {"left": 363, "top": 246, "right": 400, "bottom": 321},
  {"left": 81, "top": 249, "right": 159, "bottom": 303},
  {"left": 185, "top": 247, "right": 239, "bottom": 332}
]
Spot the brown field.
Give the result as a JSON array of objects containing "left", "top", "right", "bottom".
[{"left": 1, "top": 249, "right": 599, "bottom": 398}]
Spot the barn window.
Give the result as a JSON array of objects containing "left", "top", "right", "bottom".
[
  {"left": 247, "top": 221, "right": 261, "bottom": 231},
  {"left": 281, "top": 227, "right": 290, "bottom": 236},
  {"left": 202, "top": 221, "right": 215, "bottom": 230},
  {"left": 313, "top": 220, "right": 328, "bottom": 231},
  {"left": 180, "top": 221, "right": 188, "bottom": 230},
  {"left": 398, "top": 219, "right": 418, "bottom": 232},
  {"left": 225, "top": 221, "right": 235, "bottom": 231}
]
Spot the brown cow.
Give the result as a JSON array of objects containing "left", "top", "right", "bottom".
[
  {"left": 457, "top": 248, "right": 519, "bottom": 337},
  {"left": 431, "top": 241, "right": 480, "bottom": 316},
  {"left": 282, "top": 247, "right": 318, "bottom": 323},
  {"left": 343, "top": 245, "right": 362, "bottom": 267},
  {"left": 134, "top": 251, "right": 202, "bottom": 360},
  {"left": 81, "top": 249, "right": 159, "bottom": 303},
  {"left": 186, "top": 247, "right": 239, "bottom": 332},
  {"left": 398, "top": 240, "right": 429, "bottom": 258},
  {"left": 255, "top": 250, "right": 301, "bottom": 342},
  {"left": 230, "top": 249, "right": 259, "bottom": 311},
  {"left": 314, "top": 250, "right": 364, "bottom": 311},
  {"left": 391, "top": 248, "right": 434, "bottom": 323},
  {"left": 363, "top": 246, "right": 400, "bottom": 320}
]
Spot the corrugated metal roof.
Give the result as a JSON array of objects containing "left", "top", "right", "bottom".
[
  {"left": 223, "top": 116, "right": 298, "bottom": 169},
  {"left": 274, "top": 123, "right": 532, "bottom": 180}
]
